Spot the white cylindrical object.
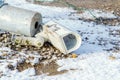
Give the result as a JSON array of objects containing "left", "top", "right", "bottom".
[{"left": 0, "top": 5, "right": 42, "bottom": 36}]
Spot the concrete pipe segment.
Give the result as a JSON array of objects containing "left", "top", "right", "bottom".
[{"left": 0, "top": 4, "right": 42, "bottom": 36}]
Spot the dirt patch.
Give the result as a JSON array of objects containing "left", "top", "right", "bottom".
[
  {"left": 26, "top": 0, "right": 120, "bottom": 16},
  {"left": 80, "top": 17, "right": 120, "bottom": 26},
  {"left": 26, "top": 0, "right": 120, "bottom": 26},
  {"left": 16, "top": 61, "right": 67, "bottom": 76},
  {"left": 64, "top": 0, "right": 120, "bottom": 15}
]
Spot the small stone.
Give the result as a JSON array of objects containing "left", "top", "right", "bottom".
[
  {"left": 0, "top": 37, "right": 4, "bottom": 41},
  {"left": 4, "top": 43, "right": 8, "bottom": 47},
  {"left": 7, "top": 38, "right": 11, "bottom": 42},
  {"left": 61, "top": 54, "right": 65, "bottom": 57},
  {"left": 49, "top": 47, "right": 54, "bottom": 53},
  {"left": 15, "top": 48, "right": 19, "bottom": 51},
  {"left": 0, "top": 43, "right": 3, "bottom": 47},
  {"left": 46, "top": 48, "right": 50, "bottom": 51},
  {"left": 54, "top": 50, "right": 60, "bottom": 54},
  {"left": 2, "top": 34, "right": 7, "bottom": 38},
  {"left": 111, "top": 10, "right": 114, "bottom": 14},
  {"left": 57, "top": 53, "right": 62, "bottom": 57},
  {"left": 43, "top": 56, "right": 47, "bottom": 59},
  {"left": 47, "top": 55, "right": 51, "bottom": 59},
  {"left": 71, "top": 53, "right": 78, "bottom": 58},
  {"left": 48, "top": 52, "right": 53, "bottom": 56},
  {"left": 31, "top": 63, "right": 35, "bottom": 66},
  {"left": 16, "top": 45, "right": 21, "bottom": 48},
  {"left": 109, "top": 56, "right": 116, "bottom": 60},
  {"left": 42, "top": 47, "right": 46, "bottom": 52},
  {"left": 25, "top": 59, "right": 30, "bottom": 63},
  {"left": 57, "top": 57, "right": 61, "bottom": 60},
  {"left": 42, "top": 52, "right": 48, "bottom": 56},
  {"left": 52, "top": 55, "right": 57, "bottom": 60},
  {"left": 2, "top": 52, "right": 8, "bottom": 57},
  {"left": 7, "top": 64, "right": 14, "bottom": 70}
]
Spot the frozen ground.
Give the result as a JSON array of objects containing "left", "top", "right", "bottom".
[{"left": 0, "top": 0, "right": 120, "bottom": 80}]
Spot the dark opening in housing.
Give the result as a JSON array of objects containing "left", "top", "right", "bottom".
[
  {"left": 35, "top": 22, "right": 39, "bottom": 29},
  {"left": 63, "top": 34, "right": 77, "bottom": 50}
]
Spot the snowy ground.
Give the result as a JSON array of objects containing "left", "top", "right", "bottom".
[{"left": 0, "top": 0, "right": 120, "bottom": 80}]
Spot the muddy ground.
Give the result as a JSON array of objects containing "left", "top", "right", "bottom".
[
  {"left": 27, "top": 0, "right": 120, "bottom": 16},
  {"left": 26, "top": 0, "right": 120, "bottom": 26}
]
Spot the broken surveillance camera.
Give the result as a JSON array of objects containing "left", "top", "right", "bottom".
[{"left": 36, "top": 21, "right": 82, "bottom": 54}]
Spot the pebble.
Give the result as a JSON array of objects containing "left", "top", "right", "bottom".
[
  {"left": 47, "top": 55, "right": 51, "bottom": 59},
  {"left": 7, "top": 64, "right": 14, "bottom": 70},
  {"left": 71, "top": 53, "right": 78, "bottom": 58},
  {"left": 57, "top": 53, "right": 62, "bottom": 57},
  {"left": 46, "top": 48, "right": 50, "bottom": 51},
  {"left": 43, "top": 56, "right": 47, "bottom": 59},
  {"left": 16, "top": 45, "right": 21, "bottom": 48},
  {"left": 109, "top": 56, "right": 116, "bottom": 60},
  {"left": 2, "top": 34, "right": 7, "bottom": 38},
  {"left": 55, "top": 50, "right": 60, "bottom": 54},
  {"left": 42, "top": 47, "right": 46, "bottom": 52},
  {"left": 0, "top": 43, "right": 3, "bottom": 47},
  {"left": 0, "top": 37, "right": 4, "bottom": 41},
  {"left": 48, "top": 52, "right": 53, "bottom": 56},
  {"left": 25, "top": 59, "right": 30, "bottom": 63}
]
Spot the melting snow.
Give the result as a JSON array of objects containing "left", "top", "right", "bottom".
[{"left": 0, "top": 0, "right": 120, "bottom": 80}]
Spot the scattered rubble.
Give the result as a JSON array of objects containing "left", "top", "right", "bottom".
[
  {"left": 0, "top": 31, "right": 75, "bottom": 75},
  {"left": 0, "top": 32, "right": 72, "bottom": 61},
  {"left": 27, "top": 0, "right": 120, "bottom": 17}
]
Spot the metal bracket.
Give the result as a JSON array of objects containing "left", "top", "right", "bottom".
[{"left": 0, "top": 0, "right": 8, "bottom": 8}]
